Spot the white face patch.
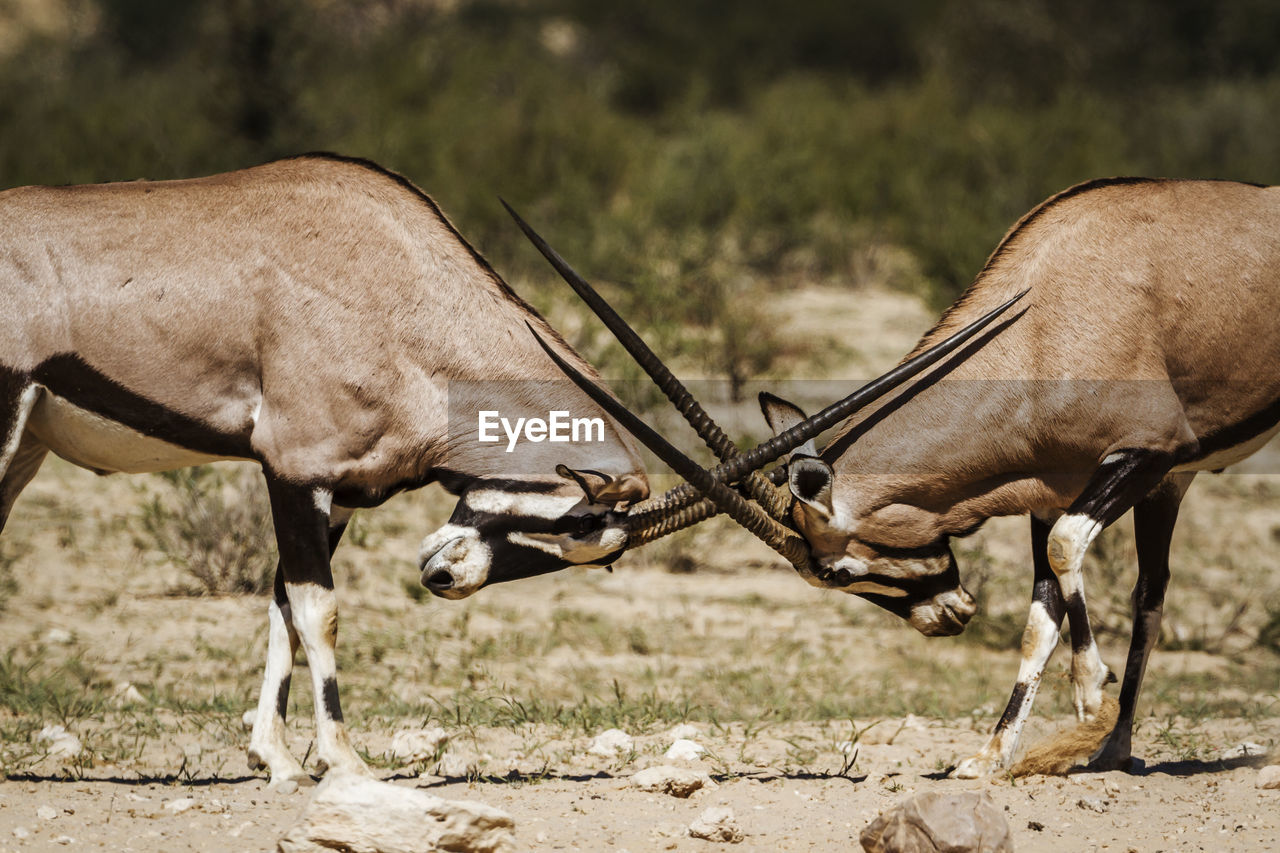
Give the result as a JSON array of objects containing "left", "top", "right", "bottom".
[
  {"left": 418, "top": 524, "right": 491, "bottom": 599},
  {"left": 508, "top": 523, "right": 627, "bottom": 566},
  {"left": 465, "top": 489, "right": 583, "bottom": 519}
]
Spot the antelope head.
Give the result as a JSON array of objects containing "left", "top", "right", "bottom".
[{"left": 503, "top": 202, "right": 1025, "bottom": 634}]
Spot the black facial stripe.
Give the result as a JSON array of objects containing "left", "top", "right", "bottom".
[
  {"left": 858, "top": 540, "right": 950, "bottom": 561},
  {"left": 32, "top": 353, "right": 254, "bottom": 459}
]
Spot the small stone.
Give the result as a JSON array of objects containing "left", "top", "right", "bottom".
[
  {"left": 588, "top": 728, "right": 634, "bottom": 758},
  {"left": 668, "top": 723, "right": 701, "bottom": 741},
  {"left": 631, "top": 765, "right": 715, "bottom": 798},
  {"left": 37, "top": 805, "right": 58, "bottom": 820},
  {"left": 112, "top": 681, "right": 146, "bottom": 706},
  {"left": 35, "top": 725, "right": 82, "bottom": 761},
  {"left": 1222, "top": 742, "right": 1268, "bottom": 761},
  {"left": 664, "top": 739, "right": 706, "bottom": 762},
  {"left": 861, "top": 791, "right": 1012, "bottom": 853},
  {"left": 436, "top": 752, "right": 480, "bottom": 778},
  {"left": 277, "top": 774, "right": 515, "bottom": 853},
  {"left": 42, "top": 628, "right": 73, "bottom": 645},
  {"left": 53, "top": 835, "right": 74, "bottom": 845},
  {"left": 389, "top": 727, "right": 450, "bottom": 764},
  {"left": 1077, "top": 797, "right": 1108, "bottom": 813},
  {"left": 689, "top": 806, "right": 743, "bottom": 843},
  {"left": 1257, "top": 765, "right": 1280, "bottom": 790},
  {"left": 12, "top": 826, "right": 30, "bottom": 839},
  {"left": 275, "top": 780, "right": 300, "bottom": 796},
  {"left": 164, "top": 797, "right": 197, "bottom": 814}
]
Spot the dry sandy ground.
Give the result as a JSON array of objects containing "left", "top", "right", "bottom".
[{"left": 0, "top": 285, "right": 1278, "bottom": 851}]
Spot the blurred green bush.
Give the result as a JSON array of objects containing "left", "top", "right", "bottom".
[{"left": 5, "top": 0, "right": 1280, "bottom": 383}]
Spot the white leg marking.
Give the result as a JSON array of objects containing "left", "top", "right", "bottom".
[
  {"left": 953, "top": 600, "right": 1061, "bottom": 777},
  {"left": 285, "top": 581, "right": 369, "bottom": 778},
  {"left": 248, "top": 597, "right": 307, "bottom": 785},
  {"left": 1049, "top": 513, "right": 1109, "bottom": 721},
  {"left": 0, "top": 386, "right": 39, "bottom": 475}
]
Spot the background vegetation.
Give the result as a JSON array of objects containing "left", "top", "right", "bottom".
[{"left": 6, "top": 0, "right": 1280, "bottom": 383}]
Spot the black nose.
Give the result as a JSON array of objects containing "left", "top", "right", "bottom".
[{"left": 424, "top": 570, "right": 454, "bottom": 590}]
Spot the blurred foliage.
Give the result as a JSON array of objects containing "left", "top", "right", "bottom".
[{"left": 4, "top": 0, "right": 1280, "bottom": 379}]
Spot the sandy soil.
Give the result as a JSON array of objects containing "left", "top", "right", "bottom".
[{"left": 0, "top": 284, "right": 1277, "bottom": 851}]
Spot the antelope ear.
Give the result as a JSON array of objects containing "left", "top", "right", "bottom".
[
  {"left": 787, "top": 456, "right": 835, "bottom": 521},
  {"left": 759, "top": 392, "right": 818, "bottom": 459},
  {"left": 556, "top": 465, "right": 649, "bottom": 506}
]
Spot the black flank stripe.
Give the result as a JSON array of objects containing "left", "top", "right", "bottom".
[{"left": 32, "top": 353, "right": 252, "bottom": 459}]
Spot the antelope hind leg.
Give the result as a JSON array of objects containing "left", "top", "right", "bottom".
[{"left": 1089, "top": 473, "right": 1192, "bottom": 771}]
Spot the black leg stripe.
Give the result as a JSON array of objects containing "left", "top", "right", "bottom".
[
  {"left": 995, "top": 681, "right": 1030, "bottom": 730},
  {"left": 275, "top": 675, "right": 292, "bottom": 721},
  {"left": 321, "top": 677, "right": 344, "bottom": 723}
]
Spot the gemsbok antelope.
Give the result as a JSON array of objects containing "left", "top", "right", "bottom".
[
  {"left": 0, "top": 154, "right": 668, "bottom": 787},
  {"left": 509, "top": 177, "right": 1280, "bottom": 778}
]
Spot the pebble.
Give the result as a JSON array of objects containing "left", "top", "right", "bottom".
[
  {"left": 164, "top": 797, "right": 197, "bottom": 814},
  {"left": 589, "top": 728, "right": 634, "bottom": 758},
  {"left": 1222, "top": 742, "right": 1268, "bottom": 761},
  {"left": 688, "top": 806, "right": 744, "bottom": 843},
  {"left": 668, "top": 723, "right": 701, "bottom": 740},
  {"left": 664, "top": 739, "right": 706, "bottom": 762},
  {"left": 42, "top": 628, "right": 73, "bottom": 645},
  {"left": 12, "top": 827, "right": 29, "bottom": 839},
  {"left": 37, "top": 805, "right": 58, "bottom": 820},
  {"left": 388, "top": 726, "right": 450, "bottom": 764},
  {"left": 631, "top": 765, "right": 715, "bottom": 798},
  {"left": 1258, "top": 766, "right": 1280, "bottom": 790}
]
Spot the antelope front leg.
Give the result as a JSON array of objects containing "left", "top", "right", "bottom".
[
  {"left": 247, "top": 569, "right": 308, "bottom": 785},
  {"left": 953, "top": 515, "right": 1065, "bottom": 778},
  {"left": 1049, "top": 513, "right": 1112, "bottom": 721},
  {"left": 263, "top": 478, "right": 369, "bottom": 779}
]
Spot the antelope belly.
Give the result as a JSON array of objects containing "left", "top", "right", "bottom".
[{"left": 25, "top": 390, "right": 229, "bottom": 474}]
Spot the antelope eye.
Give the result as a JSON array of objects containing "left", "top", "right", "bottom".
[{"left": 575, "top": 514, "right": 603, "bottom": 536}]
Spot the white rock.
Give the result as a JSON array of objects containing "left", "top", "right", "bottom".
[
  {"left": 112, "top": 681, "right": 147, "bottom": 706},
  {"left": 37, "top": 805, "right": 58, "bottom": 820},
  {"left": 12, "top": 826, "right": 29, "bottom": 839},
  {"left": 42, "top": 628, "right": 73, "bottom": 645},
  {"left": 35, "top": 725, "right": 82, "bottom": 761},
  {"left": 689, "top": 806, "right": 743, "bottom": 843},
  {"left": 1258, "top": 765, "right": 1280, "bottom": 790},
  {"left": 164, "top": 797, "right": 197, "bottom": 814},
  {"left": 274, "top": 779, "right": 300, "bottom": 796},
  {"left": 277, "top": 774, "right": 515, "bottom": 853},
  {"left": 631, "top": 765, "right": 715, "bottom": 798},
  {"left": 53, "top": 835, "right": 74, "bottom": 845},
  {"left": 588, "top": 728, "right": 633, "bottom": 758},
  {"left": 242, "top": 709, "right": 257, "bottom": 731},
  {"left": 436, "top": 752, "right": 481, "bottom": 778},
  {"left": 389, "top": 727, "right": 450, "bottom": 764},
  {"left": 668, "top": 723, "right": 701, "bottom": 740},
  {"left": 664, "top": 738, "right": 706, "bottom": 761},
  {"left": 1222, "top": 742, "right": 1268, "bottom": 760}
]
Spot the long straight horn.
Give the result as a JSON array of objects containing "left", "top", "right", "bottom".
[
  {"left": 526, "top": 323, "right": 814, "bottom": 571},
  {"left": 501, "top": 200, "right": 791, "bottom": 520},
  {"left": 630, "top": 289, "right": 1028, "bottom": 532},
  {"left": 658, "top": 289, "right": 1029, "bottom": 493}
]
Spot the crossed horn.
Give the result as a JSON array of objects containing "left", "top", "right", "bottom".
[{"left": 506, "top": 203, "right": 1026, "bottom": 574}]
